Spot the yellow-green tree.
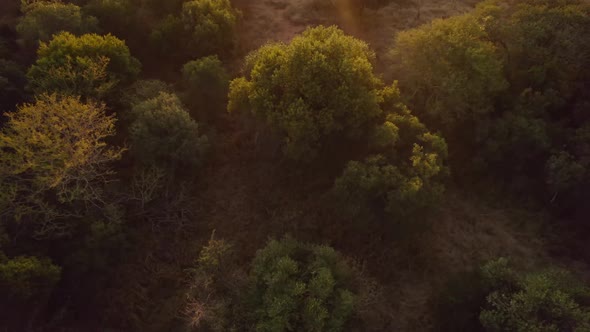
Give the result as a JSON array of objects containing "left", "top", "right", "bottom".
[
  {"left": 229, "top": 26, "right": 383, "bottom": 161},
  {"left": 27, "top": 32, "right": 141, "bottom": 100},
  {"left": 333, "top": 85, "right": 448, "bottom": 221},
  {"left": 17, "top": 0, "right": 98, "bottom": 48},
  {"left": 391, "top": 13, "right": 507, "bottom": 128},
  {"left": 0, "top": 94, "right": 123, "bottom": 235}
]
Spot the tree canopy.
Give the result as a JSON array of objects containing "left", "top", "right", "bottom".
[
  {"left": 129, "top": 92, "right": 209, "bottom": 172},
  {"left": 27, "top": 32, "right": 140, "bottom": 99},
  {"left": 229, "top": 26, "right": 384, "bottom": 161},
  {"left": 0, "top": 94, "right": 123, "bottom": 229},
  {"left": 248, "top": 237, "right": 356, "bottom": 332},
  {"left": 17, "top": 0, "right": 98, "bottom": 48}
]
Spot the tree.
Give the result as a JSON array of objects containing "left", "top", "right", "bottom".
[
  {"left": 151, "top": 0, "right": 240, "bottom": 60},
  {"left": 480, "top": 258, "right": 590, "bottom": 332},
  {"left": 181, "top": 55, "right": 229, "bottom": 116},
  {"left": 229, "top": 26, "right": 384, "bottom": 161},
  {"left": 82, "top": 0, "right": 137, "bottom": 42},
  {"left": 129, "top": 92, "right": 209, "bottom": 172},
  {"left": 390, "top": 13, "right": 507, "bottom": 128},
  {"left": 181, "top": 0, "right": 239, "bottom": 56},
  {"left": 17, "top": 0, "right": 98, "bottom": 48},
  {"left": 27, "top": 32, "right": 141, "bottom": 99},
  {"left": 333, "top": 86, "right": 448, "bottom": 221},
  {"left": 0, "top": 59, "right": 27, "bottom": 112},
  {"left": 0, "top": 94, "right": 124, "bottom": 234},
  {"left": 0, "top": 255, "right": 61, "bottom": 301},
  {"left": 248, "top": 237, "right": 356, "bottom": 332},
  {"left": 122, "top": 79, "right": 172, "bottom": 108}
]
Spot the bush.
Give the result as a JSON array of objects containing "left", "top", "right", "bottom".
[
  {"left": 17, "top": 0, "right": 98, "bottom": 48},
  {"left": 0, "top": 255, "right": 61, "bottom": 301},
  {"left": 229, "top": 26, "right": 384, "bottom": 161},
  {"left": 248, "top": 237, "right": 356, "bottom": 332},
  {"left": 27, "top": 32, "right": 141, "bottom": 99},
  {"left": 129, "top": 92, "right": 209, "bottom": 172}
]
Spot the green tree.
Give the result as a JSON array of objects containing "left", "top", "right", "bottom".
[
  {"left": 17, "top": 0, "right": 98, "bottom": 48},
  {"left": 391, "top": 13, "right": 507, "bottom": 128},
  {"left": 229, "top": 26, "right": 384, "bottom": 161},
  {"left": 0, "top": 255, "right": 61, "bottom": 301},
  {"left": 181, "top": 55, "right": 229, "bottom": 116},
  {"left": 27, "top": 32, "right": 141, "bottom": 99},
  {"left": 180, "top": 0, "right": 239, "bottom": 56},
  {"left": 122, "top": 79, "right": 172, "bottom": 108},
  {"left": 82, "top": 0, "right": 137, "bottom": 42},
  {"left": 248, "top": 237, "right": 356, "bottom": 332},
  {"left": 480, "top": 258, "right": 590, "bottom": 332},
  {"left": 129, "top": 92, "right": 209, "bottom": 172},
  {"left": 0, "top": 94, "right": 124, "bottom": 234},
  {"left": 333, "top": 85, "right": 448, "bottom": 221}
]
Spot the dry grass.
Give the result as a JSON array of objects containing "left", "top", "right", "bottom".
[{"left": 232, "top": 0, "right": 481, "bottom": 69}]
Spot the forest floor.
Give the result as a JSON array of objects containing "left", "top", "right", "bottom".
[{"left": 101, "top": 1, "right": 556, "bottom": 331}]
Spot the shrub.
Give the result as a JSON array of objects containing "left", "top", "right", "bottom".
[
  {"left": 129, "top": 92, "right": 209, "bottom": 172},
  {"left": 248, "top": 237, "right": 356, "bottom": 332},
  {"left": 27, "top": 32, "right": 141, "bottom": 99},
  {"left": 229, "top": 26, "right": 384, "bottom": 161}
]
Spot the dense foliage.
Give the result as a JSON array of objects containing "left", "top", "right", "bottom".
[
  {"left": 0, "top": 94, "right": 123, "bottom": 228},
  {"left": 229, "top": 26, "right": 384, "bottom": 161},
  {"left": 129, "top": 92, "right": 209, "bottom": 172},
  {"left": 390, "top": 0, "right": 590, "bottom": 218},
  {"left": 0, "top": 0, "right": 589, "bottom": 330},
  {"left": 181, "top": 55, "right": 229, "bottom": 116},
  {"left": 248, "top": 237, "right": 356, "bottom": 332},
  {"left": 27, "top": 32, "right": 140, "bottom": 99},
  {"left": 334, "top": 85, "right": 448, "bottom": 221},
  {"left": 17, "top": 0, "right": 98, "bottom": 48},
  {"left": 436, "top": 258, "right": 590, "bottom": 332}
]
